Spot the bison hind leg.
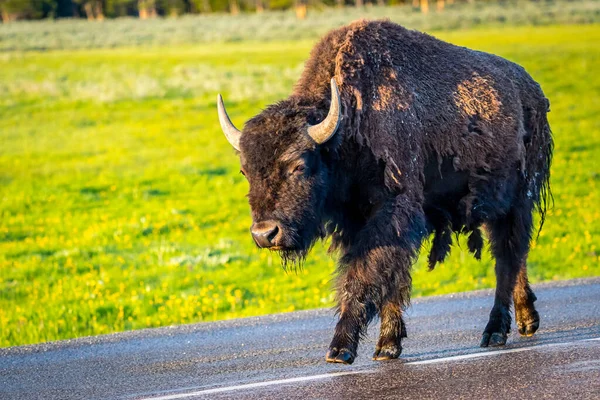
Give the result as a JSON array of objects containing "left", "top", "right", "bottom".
[
  {"left": 514, "top": 266, "right": 540, "bottom": 337},
  {"left": 481, "top": 201, "right": 535, "bottom": 348}
]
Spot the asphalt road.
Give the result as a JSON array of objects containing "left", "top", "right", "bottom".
[{"left": 1, "top": 278, "right": 599, "bottom": 400}]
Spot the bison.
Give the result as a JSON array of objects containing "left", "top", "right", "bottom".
[{"left": 217, "top": 20, "right": 553, "bottom": 364}]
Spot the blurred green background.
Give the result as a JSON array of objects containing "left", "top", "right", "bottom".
[{"left": 1, "top": 1, "right": 599, "bottom": 347}]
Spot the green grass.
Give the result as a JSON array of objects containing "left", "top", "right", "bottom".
[{"left": 1, "top": 23, "right": 600, "bottom": 348}]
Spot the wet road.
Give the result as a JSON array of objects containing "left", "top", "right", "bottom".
[{"left": 1, "top": 278, "right": 599, "bottom": 399}]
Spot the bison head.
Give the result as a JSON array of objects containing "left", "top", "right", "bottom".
[{"left": 217, "top": 79, "right": 341, "bottom": 266}]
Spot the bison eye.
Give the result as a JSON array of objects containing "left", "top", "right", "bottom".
[{"left": 292, "top": 164, "right": 306, "bottom": 176}]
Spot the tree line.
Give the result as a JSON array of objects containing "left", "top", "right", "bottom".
[{"left": 1, "top": 0, "right": 458, "bottom": 22}]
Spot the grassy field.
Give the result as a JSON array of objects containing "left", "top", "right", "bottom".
[
  {"left": 1, "top": 20, "right": 600, "bottom": 347},
  {"left": 1, "top": 0, "right": 600, "bottom": 51}
]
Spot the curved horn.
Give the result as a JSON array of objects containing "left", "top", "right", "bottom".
[
  {"left": 307, "top": 78, "right": 341, "bottom": 144},
  {"left": 217, "top": 94, "right": 242, "bottom": 151}
]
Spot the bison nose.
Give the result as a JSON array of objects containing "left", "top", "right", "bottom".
[{"left": 251, "top": 220, "right": 281, "bottom": 248}]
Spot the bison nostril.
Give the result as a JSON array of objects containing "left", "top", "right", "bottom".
[
  {"left": 267, "top": 225, "right": 279, "bottom": 243},
  {"left": 250, "top": 220, "right": 281, "bottom": 248}
]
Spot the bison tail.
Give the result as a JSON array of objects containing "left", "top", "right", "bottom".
[{"left": 524, "top": 99, "right": 554, "bottom": 237}]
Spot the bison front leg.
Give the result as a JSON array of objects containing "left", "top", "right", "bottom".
[
  {"left": 325, "top": 268, "right": 378, "bottom": 364},
  {"left": 326, "top": 197, "right": 426, "bottom": 364},
  {"left": 373, "top": 301, "right": 407, "bottom": 361}
]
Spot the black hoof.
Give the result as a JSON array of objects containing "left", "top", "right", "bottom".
[
  {"left": 325, "top": 348, "right": 355, "bottom": 364},
  {"left": 373, "top": 345, "right": 402, "bottom": 361},
  {"left": 480, "top": 332, "right": 507, "bottom": 347},
  {"left": 517, "top": 311, "right": 540, "bottom": 337}
]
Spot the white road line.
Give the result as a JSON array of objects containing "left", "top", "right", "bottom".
[
  {"left": 140, "top": 336, "right": 600, "bottom": 400},
  {"left": 139, "top": 370, "right": 375, "bottom": 400},
  {"left": 410, "top": 336, "right": 600, "bottom": 366},
  {"left": 409, "top": 345, "right": 533, "bottom": 366}
]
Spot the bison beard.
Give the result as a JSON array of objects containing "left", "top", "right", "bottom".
[{"left": 217, "top": 20, "right": 553, "bottom": 364}]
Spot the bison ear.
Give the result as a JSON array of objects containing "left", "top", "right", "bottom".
[
  {"left": 217, "top": 94, "right": 242, "bottom": 151},
  {"left": 307, "top": 78, "right": 341, "bottom": 145}
]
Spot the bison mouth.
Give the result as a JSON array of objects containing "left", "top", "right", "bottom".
[
  {"left": 252, "top": 218, "right": 325, "bottom": 271},
  {"left": 277, "top": 247, "right": 310, "bottom": 272},
  {"left": 270, "top": 228, "right": 319, "bottom": 271}
]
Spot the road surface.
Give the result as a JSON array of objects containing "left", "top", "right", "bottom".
[{"left": 1, "top": 278, "right": 599, "bottom": 399}]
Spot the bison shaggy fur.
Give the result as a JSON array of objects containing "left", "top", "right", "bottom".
[{"left": 218, "top": 20, "right": 553, "bottom": 364}]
